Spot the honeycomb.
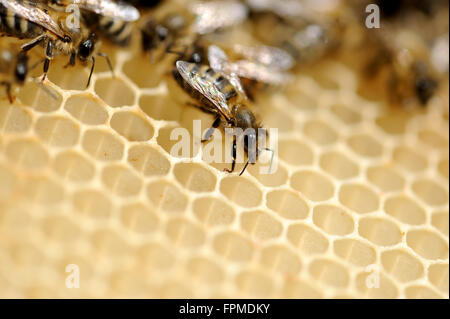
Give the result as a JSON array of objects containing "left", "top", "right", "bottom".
[{"left": 0, "top": 3, "right": 449, "bottom": 299}]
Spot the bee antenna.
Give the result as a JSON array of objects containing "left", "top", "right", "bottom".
[
  {"left": 259, "top": 147, "right": 275, "bottom": 175},
  {"left": 86, "top": 56, "right": 95, "bottom": 88}
]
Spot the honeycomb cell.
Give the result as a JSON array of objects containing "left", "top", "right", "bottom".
[
  {"left": 333, "top": 239, "right": 376, "bottom": 267},
  {"left": 173, "top": 163, "right": 216, "bottom": 193},
  {"left": 165, "top": 218, "right": 205, "bottom": 248},
  {"left": 52, "top": 150, "right": 95, "bottom": 183},
  {"left": 303, "top": 120, "right": 338, "bottom": 146},
  {"left": 95, "top": 78, "right": 135, "bottom": 107},
  {"left": 412, "top": 179, "right": 448, "bottom": 206},
  {"left": 359, "top": 217, "right": 402, "bottom": 246},
  {"left": 247, "top": 163, "right": 289, "bottom": 188},
  {"left": 309, "top": 259, "right": 349, "bottom": 288},
  {"left": 393, "top": 146, "right": 427, "bottom": 172},
  {"left": 5, "top": 138, "right": 49, "bottom": 170},
  {"left": 21, "top": 176, "right": 64, "bottom": 205},
  {"left": 110, "top": 111, "right": 154, "bottom": 142},
  {"left": 259, "top": 245, "right": 302, "bottom": 275},
  {"left": 260, "top": 107, "right": 294, "bottom": 133},
  {"left": 138, "top": 242, "right": 175, "bottom": 271},
  {"left": 384, "top": 195, "right": 426, "bottom": 225},
  {"left": 404, "top": 285, "right": 442, "bottom": 299},
  {"left": 0, "top": 164, "right": 16, "bottom": 199},
  {"left": 220, "top": 176, "right": 262, "bottom": 208},
  {"left": 213, "top": 231, "right": 254, "bottom": 262},
  {"left": 406, "top": 230, "right": 448, "bottom": 260},
  {"left": 278, "top": 139, "right": 314, "bottom": 166},
  {"left": 313, "top": 205, "right": 354, "bottom": 236},
  {"left": 355, "top": 272, "right": 398, "bottom": 298},
  {"left": 101, "top": 164, "right": 143, "bottom": 197},
  {"left": 240, "top": 210, "right": 283, "bottom": 241},
  {"left": 236, "top": 270, "right": 274, "bottom": 297},
  {"left": 47, "top": 59, "right": 93, "bottom": 90},
  {"left": 330, "top": 104, "right": 362, "bottom": 125},
  {"left": 282, "top": 279, "right": 322, "bottom": 298},
  {"left": 41, "top": 215, "right": 81, "bottom": 243},
  {"left": 72, "top": 189, "right": 112, "bottom": 219},
  {"left": 64, "top": 94, "right": 109, "bottom": 125},
  {"left": 187, "top": 257, "right": 225, "bottom": 284},
  {"left": 157, "top": 124, "right": 192, "bottom": 159},
  {"left": 291, "top": 170, "right": 334, "bottom": 201},
  {"left": 120, "top": 203, "right": 159, "bottom": 234},
  {"left": 366, "top": 165, "right": 405, "bottom": 192},
  {"left": 122, "top": 55, "right": 169, "bottom": 88},
  {"left": 0, "top": 104, "right": 32, "bottom": 133},
  {"left": 266, "top": 189, "right": 309, "bottom": 220},
  {"left": 339, "top": 184, "right": 379, "bottom": 214},
  {"left": 140, "top": 95, "right": 183, "bottom": 122},
  {"left": 437, "top": 158, "right": 449, "bottom": 180},
  {"left": 287, "top": 224, "right": 329, "bottom": 255},
  {"left": 428, "top": 264, "right": 449, "bottom": 294},
  {"left": 418, "top": 130, "right": 448, "bottom": 149},
  {"left": 431, "top": 211, "right": 449, "bottom": 236},
  {"left": 375, "top": 112, "right": 411, "bottom": 135},
  {"left": 192, "top": 196, "right": 235, "bottom": 226},
  {"left": 34, "top": 116, "right": 80, "bottom": 148},
  {"left": 319, "top": 151, "right": 359, "bottom": 180},
  {"left": 16, "top": 82, "right": 62, "bottom": 112},
  {"left": 146, "top": 180, "right": 188, "bottom": 212},
  {"left": 82, "top": 129, "right": 124, "bottom": 161},
  {"left": 91, "top": 229, "right": 130, "bottom": 260},
  {"left": 381, "top": 249, "right": 424, "bottom": 283},
  {"left": 127, "top": 145, "right": 171, "bottom": 176},
  {"left": 347, "top": 134, "right": 382, "bottom": 158}
]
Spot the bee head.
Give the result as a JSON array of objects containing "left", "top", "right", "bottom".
[
  {"left": 14, "top": 52, "right": 28, "bottom": 83},
  {"left": 78, "top": 33, "right": 97, "bottom": 61},
  {"left": 234, "top": 105, "right": 261, "bottom": 162}
]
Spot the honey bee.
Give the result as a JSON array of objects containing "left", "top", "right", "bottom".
[
  {"left": 1, "top": 0, "right": 113, "bottom": 86},
  {"left": 48, "top": 0, "right": 140, "bottom": 46},
  {"left": 0, "top": 47, "right": 28, "bottom": 103},
  {"left": 172, "top": 60, "right": 273, "bottom": 175}
]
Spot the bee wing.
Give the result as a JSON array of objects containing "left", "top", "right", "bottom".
[
  {"left": 1, "top": 0, "right": 66, "bottom": 38},
  {"left": 246, "top": 0, "right": 304, "bottom": 18},
  {"left": 231, "top": 60, "right": 294, "bottom": 85},
  {"left": 176, "top": 61, "right": 234, "bottom": 122},
  {"left": 208, "top": 45, "right": 248, "bottom": 100},
  {"left": 72, "top": 0, "right": 140, "bottom": 21},
  {"left": 233, "top": 44, "right": 295, "bottom": 71},
  {"left": 189, "top": 0, "right": 248, "bottom": 35}
]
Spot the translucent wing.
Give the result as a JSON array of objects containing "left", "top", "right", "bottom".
[
  {"left": 176, "top": 61, "right": 234, "bottom": 121},
  {"left": 246, "top": 0, "right": 304, "bottom": 18},
  {"left": 208, "top": 45, "right": 248, "bottom": 99},
  {"left": 0, "top": 0, "right": 66, "bottom": 38},
  {"left": 189, "top": 0, "right": 248, "bottom": 35},
  {"left": 72, "top": 0, "right": 140, "bottom": 21},
  {"left": 231, "top": 60, "right": 294, "bottom": 85},
  {"left": 233, "top": 44, "right": 295, "bottom": 71}
]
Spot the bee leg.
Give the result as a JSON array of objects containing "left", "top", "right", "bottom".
[
  {"left": 21, "top": 35, "right": 46, "bottom": 53},
  {"left": 86, "top": 56, "right": 96, "bottom": 88},
  {"left": 42, "top": 40, "right": 54, "bottom": 82},
  {"left": 224, "top": 135, "right": 237, "bottom": 174},
  {"left": 97, "top": 52, "right": 115, "bottom": 78},
  {"left": 201, "top": 115, "right": 221, "bottom": 143},
  {"left": 1, "top": 81, "right": 13, "bottom": 103}
]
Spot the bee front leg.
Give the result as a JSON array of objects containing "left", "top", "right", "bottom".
[
  {"left": 201, "top": 115, "right": 221, "bottom": 143},
  {"left": 64, "top": 51, "right": 76, "bottom": 69},
  {"left": 224, "top": 135, "right": 237, "bottom": 173},
  {"left": 21, "top": 34, "right": 46, "bottom": 52},
  {"left": 42, "top": 40, "right": 54, "bottom": 82}
]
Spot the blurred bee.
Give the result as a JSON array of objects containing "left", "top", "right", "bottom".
[
  {"left": 49, "top": 0, "right": 140, "bottom": 46},
  {"left": 363, "top": 29, "right": 439, "bottom": 106},
  {"left": 172, "top": 60, "right": 273, "bottom": 175},
  {"left": 0, "top": 47, "right": 28, "bottom": 103}
]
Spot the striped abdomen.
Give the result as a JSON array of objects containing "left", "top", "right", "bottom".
[
  {"left": 0, "top": 2, "right": 43, "bottom": 39},
  {"left": 99, "top": 16, "right": 133, "bottom": 46}
]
